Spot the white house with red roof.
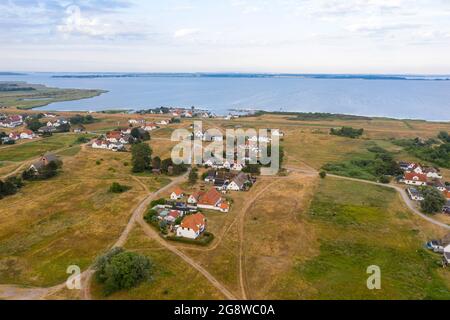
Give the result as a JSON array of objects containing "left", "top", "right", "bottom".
[
  {"left": 403, "top": 172, "right": 428, "bottom": 186},
  {"left": 197, "top": 188, "right": 230, "bottom": 213},
  {"left": 20, "top": 130, "right": 35, "bottom": 139},
  {"left": 170, "top": 187, "right": 184, "bottom": 200},
  {"left": 176, "top": 213, "right": 206, "bottom": 239}
]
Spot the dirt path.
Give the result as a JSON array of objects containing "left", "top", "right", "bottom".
[
  {"left": 0, "top": 173, "right": 186, "bottom": 300},
  {"left": 136, "top": 217, "right": 237, "bottom": 300},
  {"left": 238, "top": 180, "right": 281, "bottom": 300}
]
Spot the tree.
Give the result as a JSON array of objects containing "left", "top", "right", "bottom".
[
  {"left": 319, "top": 171, "right": 327, "bottom": 179},
  {"left": 94, "top": 248, "right": 153, "bottom": 296},
  {"left": 420, "top": 187, "right": 446, "bottom": 214},
  {"left": 131, "top": 143, "right": 152, "bottom": 173},
  {"left": 379, "top": 175, "right": 391, "bottom": 184},
  {"left": 188, "top": 168, "right": 198, "bottom": 184},
  {"left": 109, "top": 182, "right": 131, "bottom": 193},
  {"left": 151, "top": 156, "right": 161, "bottom": 170},
  {"left": 161, "top": 158, "right": 173, "bottom": 173},
  {"left": 26, "top": 118, "right": 44, "bottom": 132}
]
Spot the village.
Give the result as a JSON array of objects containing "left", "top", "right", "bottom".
[{"left": 399, "top": 161, "right": 450, "bottom": 213}]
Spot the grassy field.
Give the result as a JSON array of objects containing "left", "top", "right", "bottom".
[
  {"left": 0, "top": 134, "right": 86, "bottom": 162},
  {"left": 262, "top": 177, "right": 450, "bottom": 300},
  {"left": 0, "top": 147, "right": 148, "bottom": 287},
  {"left": 90, "top": 226, "right": 225, "bottom": 300}
]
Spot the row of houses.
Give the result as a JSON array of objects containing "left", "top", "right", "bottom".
[
  {"left": 128, "top": 119, "right": 170, "bottom": 126},
  {"left": 6, "top": 129, "right": 36, "bottom": 141},
  {"left": 171, "top": 187, "right": 230, "bottom": 213},
  {"left": 0, "top": 115, "right": 23, "bottom": 128},
  {"left": 401, "top": 162, "right": 450, "bottom": 213},
  {"left": 204, "top": 170, "right": 255, "bottom": 191}
]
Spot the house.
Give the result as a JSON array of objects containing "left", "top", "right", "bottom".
[
  {"left": 38, "top": 126, "right": 57, "bottom": 134},
  {"left": 128, "top": 119, "right": 139, "bottom": 124},
  {"left": 188, "top": 191, "right": 203, "bottom": 204},
  {"left": 164, "top": 210, "right": 181, "bottom": 224},
  {"left": 444, "top": 245, "right": 450, "bottom": 266},
  {"left": 204, "top": 170, "right": 216, "bottom": 183},
  {"left": 407, "top": 187, "right": 424, "bottom": 201},
  {"left": 20, "top": 130, "right": 35, "bottom": 139},
  {"left": 170, "top": 187, "right": 184, "bottom": 200},
  {"left": 427, "top": 179, "right": 447, "bottom": 192},
  {"left": 157, "top": 120, "right": 169, "bottom": 125},
  {"left": 73, "top": 125, "right": 86, "bottom": 133},
  {"left": 197, "top": 188, "right": 229, "bottom": 212},
  {"left": 0, "top": 115, "right": 23, "bottom": 128},
  {"left": 443, "top": 189, "right": 450, "bottom": 200},
  {"left": 409, "top": 164, "right": 423, "bottom": 174},
  {"left": 227, "top": 172, "right": 251, "bottom": 191},
  {"left": 142, "top": 123, "right": 158, "bottom": 131},
  {"left": 30, "top": 153, "right": 59, "bottom": 172},
  {"left": 176, "top": 213, "right": 206, "bottom": 239},
  {"left": 443, "top": 200, "right": 450, "bottom": 214},
  {"left": 92, "top": 140, "right": 109, "bottom": 149},
  {"left": 106, "top": 131, "right": 122, "bottom": 143},
  {"left": 271, "top": 129, "right": 284, "bottom": 137},
  {"left": 8, "top": 132, "right": 20, "bottom": 141},
  {"left": 403, "top": 172, "right": 428, "bottom": 186},
  {"left": 423, "top": 167, "right": 443, "bottom": 179}
]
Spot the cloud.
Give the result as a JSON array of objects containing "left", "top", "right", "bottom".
[{"left": 174, "top": 28, "right": 200, "bottom": 38}]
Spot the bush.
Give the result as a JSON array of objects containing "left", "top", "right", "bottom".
[
  {"left": 319, "top": 171, "right": 327, "bottom": 179},
  {"left": 379, "top": 175, "right": 391, "bottom": 184},
  {"left": 421, "top": 187, "right": 446, "bottom": 214},
  {"left": 150, "top": 198, "right": 166, "bottom": 207},
  {"left": 109, "top": 182, "right": 131, "bottom": 193},
  {"left": 330, "top": 127, "right": 364, "bottom": 139},
  {"left": 94, "top": 248, "right": 153, "bottom": 296},
  {"left": 166, "top": 232, "right": 215, "bottom": 246}
]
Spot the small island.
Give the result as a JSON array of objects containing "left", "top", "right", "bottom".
[{"left": 0, "top": 81, "right": 106, "bottom": 110}]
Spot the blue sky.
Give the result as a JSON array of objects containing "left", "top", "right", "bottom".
[{"left": 2, "top": 0, "right": 450, "bottom": 73}]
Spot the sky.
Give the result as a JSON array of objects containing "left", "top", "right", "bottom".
[{"left": 1, "top": 0, "right": 450, "bottom": 73}]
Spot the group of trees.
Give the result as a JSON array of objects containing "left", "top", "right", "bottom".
[
  {"left": 0, "top": 132, "right": 14, "bottom": 145},
  {"left": 69, "top": 114, "right": 96, "bottom": 125},
  {"left": 322, "top": 146, "right": 402, "bottom": 183},
  {"left": 330, "top": 126, "right": 364, "bottom": 139},
  {"left": 109, "top": 182, "right": 131, "bottom": 193},
  {"left": 131, "top": 142, "right": 188, "bottom": 176},
  {"left": 130, "top": 127, "right": 150, "bottom": 143},
  {"left": 94, "top": 247, "right": 153, "bottom": 296},
  {"left": 393, "top": 132, "right": 450, "bottom": 168},
  {"left": 22, "top": 160, "right": 62, "bottom": 181},
  {"left": 26, "top": 118, "right": 45, "bottom": 132},
  {"left": 420, "top": 187, "right": 447, "bottom": 214},
  {"left": 0, "top": 176, "right": 24, "bottom": 199}
]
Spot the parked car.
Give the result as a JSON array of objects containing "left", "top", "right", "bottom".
[{"left": 426, "top": 240, "right": 445, "bottom": 253}]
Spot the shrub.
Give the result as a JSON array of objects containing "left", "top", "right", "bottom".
[
  {"left": 379, "top": 175, "right": 391, "bottom": 184},
  {"left": 421, "top": 187, "right": 446, "bottom": 214},
  {"left": 94, "top": 248, "right": 153, "bottom": 296},
  {"left": 109, "top": 182, "right": 131, "bottom": 193},
  {"left": 319, "top": 171, "right": 327, "bottom": 179}
]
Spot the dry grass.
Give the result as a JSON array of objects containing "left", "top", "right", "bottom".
[{"left": 0, "top": 147, "right": 148, "bottom": 287}]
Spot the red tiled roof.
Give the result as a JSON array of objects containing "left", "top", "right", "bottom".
[
  {"left": 404, "top": 172, "right": 427, "bottom": 182},
  {"left": 171, "top": 187, "right": 184, "bottom": 196},
  {"left": 198, "top": 188, "right": 222, "bottom": 206},
  {"left": 107, "top": 131, "right": 122, "bottom": 139},
  {"left": 181, "top": 213, "right": 206, "bottom": 232}
]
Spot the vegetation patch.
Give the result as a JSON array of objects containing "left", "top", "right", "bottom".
[
  {"left": 393, "top": 132, "right": 450, "bottom": 168},
  {"left": 94, "top": 247, "right": 153, "bottom": 296}
]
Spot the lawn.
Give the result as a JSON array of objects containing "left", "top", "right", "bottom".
[
  {"left": 0, "top": 134, "right": 82, "bottom": 162},
  {"left": 0, "top": 147, "right": 148, "bottom": 287},
  {"left": 268, "top": 177, "right": 450, "bottom": 300},
  {"left": 90, "top": 226, "right": 225, "bottom": 300}
]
